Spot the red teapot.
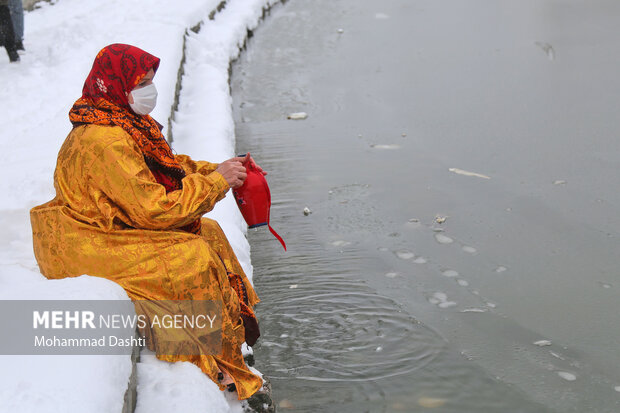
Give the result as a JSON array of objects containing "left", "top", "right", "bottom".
[{"left": 233, "top": 156, "right": 286, "bottom": 251}]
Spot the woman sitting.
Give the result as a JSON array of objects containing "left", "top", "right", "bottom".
[{"left": 30, "top": 43, "right": 263, "bottom": 400}]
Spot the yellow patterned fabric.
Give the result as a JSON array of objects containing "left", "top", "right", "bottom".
[{"left": 30, "top": 124, "right": 262, "bottom": 400}]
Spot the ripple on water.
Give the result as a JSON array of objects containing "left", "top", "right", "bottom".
[
  {"left": 256, "top": 287, "right": 445, "bottom": 383},
  {"left": 326, "top": 183, "right": 384, "bottom": 234}
]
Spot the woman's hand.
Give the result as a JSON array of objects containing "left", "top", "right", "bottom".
[
  {"left": 239, "top": 152, "right": 268, "bottom": 176},
  {"left": 215, "top": 153, "right": 267, "bottom": 189},
  {"left": 215, "top": 158, "right": 247, "bottom": 189}
]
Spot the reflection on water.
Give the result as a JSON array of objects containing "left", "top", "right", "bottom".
[
  {"left": 234, "top": 125, "right": 550, "bottom": 412},
  {"left": 231, "top": 0, "right": 620, "bottom": 411}
]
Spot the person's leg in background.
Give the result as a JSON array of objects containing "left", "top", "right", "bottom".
[
  {"left": 0, "top": 3, "right": 19, "bottom": 62},
  {"left": 7, "top": 0, "right": 22, "bottom": 50}
]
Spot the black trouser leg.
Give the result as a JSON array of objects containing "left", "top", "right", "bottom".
[{"left": 0, "top": 5, "right": 19, "bottom": 62}]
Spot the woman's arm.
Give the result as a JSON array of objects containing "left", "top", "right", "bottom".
[
  {"left": 91, "top": 138, "right": 230, "bottom": 230},
  {"left": 175, "top": 154, "right": 219, "bottom": 176},
  {"left": 177, "top": 153, "right": 268, "bottom": 178}
]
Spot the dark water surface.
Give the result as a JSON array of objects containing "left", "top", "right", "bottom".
[{"left": 232, "top": 0, "right": 620, "bottom": 411}]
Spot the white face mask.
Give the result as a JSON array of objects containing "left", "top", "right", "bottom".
[{"left": 129, "top": 83, "right": 158, "bottom": 115}]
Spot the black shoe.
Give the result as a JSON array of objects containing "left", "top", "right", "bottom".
[
  {"left": 243, "top": 377, "right": 275, "bottom": 413},
  {"left": 16, "top": 40, "right": 24, "bottom": 51},
  {"left": 7, "top": 49, "right": 19, "bottom": 62}
]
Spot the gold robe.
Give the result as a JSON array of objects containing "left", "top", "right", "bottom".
[{"left": 30, "top": 124, "right": 262, "bottom": 399}]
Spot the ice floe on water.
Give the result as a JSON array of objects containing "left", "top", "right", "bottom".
[
  {"left": 495, "top": 266, "right": 507, "bottom": 273},
  {"left": 448, "top": 168, "right": 491, "bottom": 179},
  {"left": 370, "top": 144, "right": 400, "bottom": 150},
  {"left": 557, "top": 372, "right": 577, "bottom": 381},
  {"left": 330, "top": 240, "right": 351, "bottom": 247},
  {"left": 550, "top": 351, "right": 565, "bottom": 361},
  {"left": 428, "top": 292, "right": 457, "bottom": 309},
  {"left": 395, "top": 249, "right": 415, "bottom": 260},
  {"left": 441, "top": 269, "right": 459, "bottom": 278},
  {"left": 287, "top": 111, "right": 308, "bottom": 120},
  {"left": 615, "top": 386, "right": 620, "bottom": 393},
  {"left": 457, "top": 279, "right": 469, "bottom": 287},
  {"left": 534, "top": 340, "right": 552, "bottom": 347},
  {"left": 384, "top": 272, "right": 399, "bottom": 279},
  {"left": 413, "top": 257, "right": 427, "bottom": 264},
  {"left": 462, "top": 245, "right": 477, "bottom": 254},
  {"left": 434, "top": 233, "right": 454, "bottom": 244},
  {"left": 461, "top": 308, "right": 487, "bottom": 313}
]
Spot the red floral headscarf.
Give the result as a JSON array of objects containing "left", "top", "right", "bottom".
[
  {"left": 69, "top": 43, "right": 201, "bottom": 234},
  {"left": 81, "top": 43, "right": 160, "bottom": 108}
]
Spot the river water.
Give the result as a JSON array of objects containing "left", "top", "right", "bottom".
[{"left": 231, "top": 0, "right": 620, "bottom": 411}]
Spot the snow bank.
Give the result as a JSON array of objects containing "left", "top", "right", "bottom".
[
  {"left": 173, "top": 0, "right": 281, "bottom": 284},
  {"left": 0, "top": 0, "right": 277, "bottom": 411},
  {"left": 0, "top": 270, "right": 132, "bottom": 413}
]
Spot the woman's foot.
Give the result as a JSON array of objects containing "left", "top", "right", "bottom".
[
  {"left": 243, "top": 377, "right": 275, "bottom": 413},
  {"left": 217, "top": 367, "right": 234, "bottom": 386}
]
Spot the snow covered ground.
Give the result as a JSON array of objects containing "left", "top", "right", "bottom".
[{"left": 0, "top": 0, "right": 277, "bottom": 411}]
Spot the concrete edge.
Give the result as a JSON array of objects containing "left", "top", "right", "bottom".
[
  {"left": 225, "top": 3, "right": 287, "bottom": 412},
  {"left": 167, "top": 0, "right": 228, "bottom": 142},
  {"left": 122, "top": 331, "right": 141, "bottom": 413}
]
